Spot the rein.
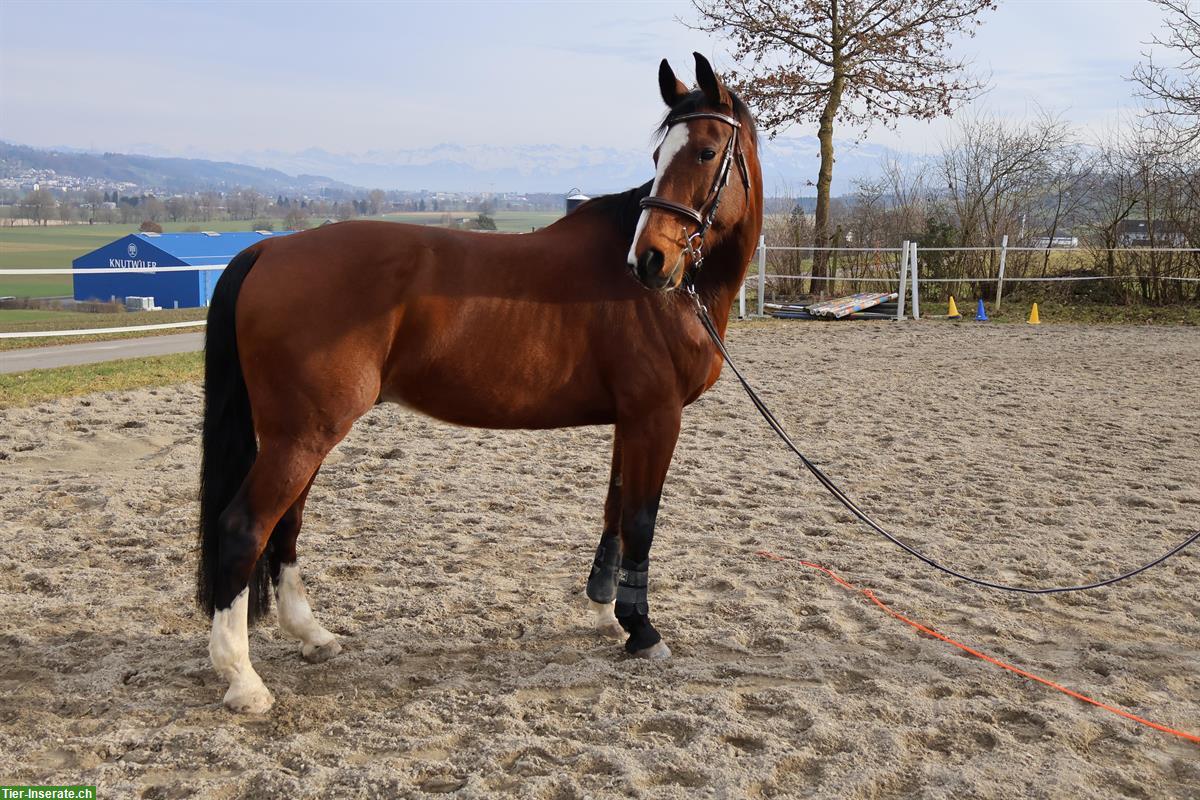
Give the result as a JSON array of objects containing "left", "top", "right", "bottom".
[
  {"left": 639, "top": 111, "right": 750, "bottom": 277},
  {"left": 685, "top": 289, "right": 1200, "bottom": 594}
]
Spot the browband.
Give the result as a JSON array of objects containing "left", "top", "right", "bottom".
[{"left": 666, "top": 111, "right": 742, "bottom": 128}]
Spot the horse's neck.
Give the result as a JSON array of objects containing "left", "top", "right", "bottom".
[{"left": 694, "top": 224, "right": 759, "bottom": 337}]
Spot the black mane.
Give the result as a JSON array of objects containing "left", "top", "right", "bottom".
[{"left": 569, "top": 180, "right": 652, "bottom": 240}]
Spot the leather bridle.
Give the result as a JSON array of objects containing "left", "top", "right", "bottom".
[{"left": 638, "top": 111, "right": 751, "bottom": 279}]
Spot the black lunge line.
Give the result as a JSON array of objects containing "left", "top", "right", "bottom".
[{"left": 687, "top": 289, "right": 1199, "bottom": 594}]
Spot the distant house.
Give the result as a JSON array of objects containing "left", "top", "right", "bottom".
[
  {"left": 1030, "top": 235, "right": 1078, "bottom": 248},
  {"left": 1116, "top": 219, "right": 1188, "bottom": 248}
]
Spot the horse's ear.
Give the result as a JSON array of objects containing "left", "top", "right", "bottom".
[
  {"left": 693, "top": 52, "right": 731, "bottom": 109},
  {"left": 659, "top": 59, "right": 688, "bottom": 108}
]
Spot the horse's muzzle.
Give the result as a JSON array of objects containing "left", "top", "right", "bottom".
[{"left": 635, "top": 248, "right": 672, "bottom": 290}]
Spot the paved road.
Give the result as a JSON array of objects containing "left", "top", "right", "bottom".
[{"left": 0, "top": 332, "right": 204, "bottom": 374}]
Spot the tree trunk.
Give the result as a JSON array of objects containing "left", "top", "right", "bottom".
[
  {"left": 813, "top": 107, "right": 835, "bottom": 292},
  {"left": 816, "top": 18, "right": 844, "bottom": 297}
]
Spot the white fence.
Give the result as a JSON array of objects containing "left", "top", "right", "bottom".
[
  {"left": 1, "top": 243, "right": 1198, "bottom": 339},
  {"left": 738, "top": 236, "right": 1200, "bottom": 319},
  {"left": 0, "top": 264, "right": 226, "bottom": 339}
]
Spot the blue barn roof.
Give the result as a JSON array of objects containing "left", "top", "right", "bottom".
[
  {"left": 73, "top": 230, "right": 294, "bottom": 308},
  {"left": 128, "top": 231, "right": 287, "bottom": 264}
]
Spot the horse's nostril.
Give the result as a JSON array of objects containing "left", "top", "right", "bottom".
[{"left": 637, "top": 249, "right": 664, "bottom": 282}]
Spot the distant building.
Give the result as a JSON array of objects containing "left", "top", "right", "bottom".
[
  {"left": 566, "top": 189, "right": 590, "bottom": 214},
  {"left": 1116, "top": 220, "right": 1188, "bottom": 248},
  {"left": 72, "top": 231, "right": 294, "bottom": 309},
  {"left": 1030, "top": 235, "right": 1078, "bottom": 248}
]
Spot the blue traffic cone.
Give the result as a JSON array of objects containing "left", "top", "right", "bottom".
[{"left": 975, "top": 299, "right": 989, "bottom": 321}]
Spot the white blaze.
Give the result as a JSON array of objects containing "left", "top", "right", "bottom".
[{"left": 628, "top": 123, "right": 691, "bottom": 267}]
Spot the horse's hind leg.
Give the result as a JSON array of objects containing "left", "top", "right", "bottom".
[
  {"left": 209, "top": 439, "right": 327, "bottom": 713},
  {"left": 586, "top": 433, "right": 625, "bottom": 640},
  {"left": 268, "top": 472, "right": 342, "bottom": 663}
]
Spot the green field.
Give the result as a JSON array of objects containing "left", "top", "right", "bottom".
[
  {"left": 0, "top": 212, "right": 565, "bottom": 297},
  {"left": 0, "top": 308, "right": 66, "bottom": 324},
  {"left": 376, "top": 210, "right": 563, "bottom": 232}
]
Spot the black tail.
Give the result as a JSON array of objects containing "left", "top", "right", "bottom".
[{"left": 196, "top": 246, "right": 272, "bottom": 624}]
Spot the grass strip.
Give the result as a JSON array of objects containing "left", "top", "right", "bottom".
[
  {"left": 0, "top": 307, "right": 208, "bottom": 351},
  {"left": 923, "top": 299, "right": 1200, "bottom": 325},
  {"left": 0, "top": 351, "right": 202, "bottom": 408}
]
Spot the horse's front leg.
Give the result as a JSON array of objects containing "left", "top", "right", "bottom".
[
  {"left": 586, "top": 432, "right": 625, "bottom": 639},
  {"left": 613, "top": 408, "right": 680, "bottom": 660}
]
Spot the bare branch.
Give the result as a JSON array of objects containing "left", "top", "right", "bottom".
[
  {"left": 686, "top": 0, "right": 996, "bottom": 274},
  {"left": 1131, "top": 0, "right": 1200, "bottom": 146}
]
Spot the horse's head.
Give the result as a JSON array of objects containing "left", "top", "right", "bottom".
[{"left": 628, "top": 52, "right": 757, "bottom": 291}]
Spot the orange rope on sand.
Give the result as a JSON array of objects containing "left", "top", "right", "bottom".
[{"left": 754, "top": 550, "right": 1200, "bottom": 746}]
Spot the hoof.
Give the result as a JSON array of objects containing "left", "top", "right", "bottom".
[
  {"left": 301, "top": 638, "right": 342, "bottom": 664},
  {"left": 223, "top": 681, "right": 274, "bottom": 714},
  {"left": 588, "top": 600, "right": 626, "bottom": 640},
  {"left": 631, "top": 641, "right": 671, "bottom": 661},
  {"left": 597, "top": 621, "right": 627, "bottom": 640}
]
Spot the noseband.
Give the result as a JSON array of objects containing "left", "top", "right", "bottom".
[{"left": 638, "top": 111, "right": 751, "bottom": 275}]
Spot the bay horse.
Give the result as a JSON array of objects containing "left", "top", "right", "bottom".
[{"left": 196, "top": 52, "right": 763, "bottom": 713}]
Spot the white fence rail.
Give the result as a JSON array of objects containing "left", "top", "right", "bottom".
[
  {"left": 738, "top": 237, "right": 1200, "bottom": 319},
  {"left": 1, "top": 263, "right": 227, "bottom": 339},
  {"left": 0, "top": 264, "right": 229, "bottom": 275},
  {"left": 1, "top": 244, "right": 1197, "bottom": 339},
  {"left": 0, "top": 321, "right": 206, "bottom": 340}
]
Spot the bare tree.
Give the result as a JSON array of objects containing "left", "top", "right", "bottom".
[
  {"left": 932, "top": 111, "right": 1077, "bottom": 297},
  {"left": 284, "top": 207, "right": 310, "bottom": 231},
  {"left": 141, "top": 196, "right": 165, "bottom": 224},
  {"left": 197, "top": 192, "right": 221, "bottom": 222},
  {"left": 166, "top": 196, "right": 192, "bottom": 222},
  {"left": 1132, "top": 0, "right": 1200, "bottom": 145},
  {"left": 689, "top": 0, "right": 995, "bottom": 278},
  {"left": 1032, "top": 137, "right": 1096, "bottom": 276},
  {"left": 1082, "top": 128, "right": 1142, "bottom": 283},
  {"left": 368, "top": 189, "right": 386, "bottom": 216},
  {"left": 845, "top": 177, "right": 888, "bottom": 247},
  {"left": 939, "top": 112, "right": 1070, "bottom": 246},
  {"left": 20, "top": 189, "right": 57, "bottom": 225},
  {"left": 879, "top": 157, "right": 931, "bottom": 243},
  {"left": 243, "top": 190, "right": 264, "bottom": 221}
]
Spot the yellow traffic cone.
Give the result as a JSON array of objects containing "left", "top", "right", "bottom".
[
  {"left": 947, "top": 296, "right": 961, "bottom": 319},
  {"left": 1028, "top": 303, "right": 1041, "bottom": 325}
]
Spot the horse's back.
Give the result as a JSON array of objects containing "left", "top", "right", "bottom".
[{"left": 232, "top": 220, "right": 645, "bottom": 431}]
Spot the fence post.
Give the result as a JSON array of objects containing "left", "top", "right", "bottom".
[
  {"left": 897, "top": 240, "right": 909, "bottom": 320},
  {"left": 757, "top": 234, "right": 766, "bottom": 317},
  {"left": 996, "top": 234, "right": 1008, "bottom": 311},
  {"left": 739, "top": 277, "right": 746, "bottom": 319},
  {"left": 910, "top": 242, "right": 921, "bottom": 320}
]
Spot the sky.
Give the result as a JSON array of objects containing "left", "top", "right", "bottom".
[{"left": 0, "top": 0, "right": 1177, "bottom": 161}]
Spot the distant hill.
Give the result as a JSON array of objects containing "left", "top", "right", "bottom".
[
  {"left": 0, "top": 141, "right": 354, "bottom": 194},
  {"left": 2, "top": 134, "right": 911, "bottom": 197}
]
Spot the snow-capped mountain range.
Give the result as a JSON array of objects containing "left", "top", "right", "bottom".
[{"left": 224, "top": 136, "right": 907, "bottom": 196}]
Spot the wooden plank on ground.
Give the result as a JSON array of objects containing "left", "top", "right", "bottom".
[{"left": 806, "top": 292, "right": 899, "bottom": 319}]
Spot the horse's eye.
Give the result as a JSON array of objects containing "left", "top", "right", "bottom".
[{"left": 699, "top": 149, "right": 717, "bottom": 162}]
